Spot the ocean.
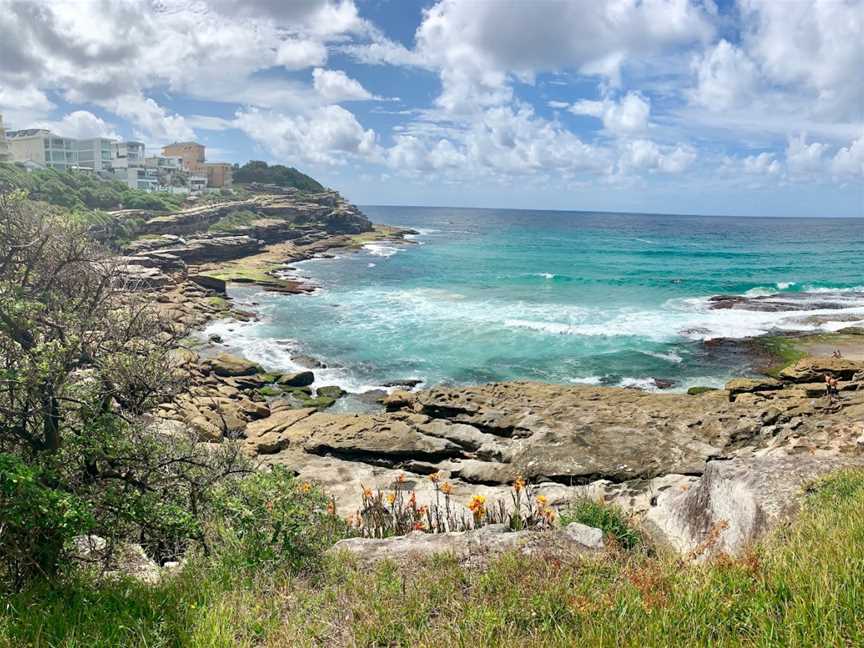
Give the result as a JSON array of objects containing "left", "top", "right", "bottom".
[{"left": 205, "top": 206, "right": 864, "bottom": 395}]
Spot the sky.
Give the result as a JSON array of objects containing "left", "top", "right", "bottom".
[{"left": 0, "top": 0, "right": 862, "bottom": 217}]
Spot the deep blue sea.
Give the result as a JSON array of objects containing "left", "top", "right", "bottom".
[{"left": 206, "top": 207, "right": 864, "bottom": 395}]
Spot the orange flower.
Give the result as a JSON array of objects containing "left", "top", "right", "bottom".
[
  {"left": 386, "top": 493, "right": 396, "bottom": 505},
  {"left": 396, "top": 473, "right": 406, "bottom": 484},
  {"left": 418, "top": 505, "right": 428, "bottom": 515},
  {"left": 299, "top": 482, "right": 313, "bottom": 494},
  {"left": 408, "top": 491, "right": 417, "bottom": 508},
  {"left": 326, "top": 500, "right": 336, "bottom": 515},
  {"left": 429, "top": 472, "right": 441, "bottom": 484},
  {"left": 543, "top": 508, "right": 556, "bottom": 521},
  {"left": 362, "top": 486, "right": 373, "bottom": 499},
  {"left": 468, "top": 494, "right": 486, "bottom": 515},
  {"left": 513, "top": 476, "right": 526, "bottom": 493},
  {"left": 536, "top": 495, "right": 548, "bottom": 508},
  {"left": 413, "top": 521, "right": 425, "bottom": 531},
  {"left": 440, "top": 482, "right": 453, "bottom": 495}
]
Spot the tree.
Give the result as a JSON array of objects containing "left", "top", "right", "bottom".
[{"left": 0, "top": 192, "right": 246, "bottom": 585}]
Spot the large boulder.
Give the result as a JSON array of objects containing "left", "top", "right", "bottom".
[
  {"left": 643, "top": 454, "right": 864, "bottom": 559},
  {"left": 277, "top": 371, "right": 315, "bottom": 387},
  {"left": 329, "top": 523, "right": 604, "bottom": 566},
  {"left": 208, "top": 353, "right": 263, "bottom": 377}
]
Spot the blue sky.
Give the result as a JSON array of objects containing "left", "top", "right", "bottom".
[{"left": 0, "top": 0, "right": 862, "bottom": 217}]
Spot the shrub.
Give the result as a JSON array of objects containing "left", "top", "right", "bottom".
[
  {"left": 207, "top": 467, "right": 346, "bottom": 572},
  {"left": 561, "top": 498, "right": 643, "bottom": 550},
  {"left": 233, "top": 160, "right": 324, "bottom": 191},
  {"left": 0, "top": 454, "right": 93, "bottom": 589}
]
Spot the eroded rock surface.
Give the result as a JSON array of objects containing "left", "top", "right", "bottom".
[{"left": 329, "top": 522, "right": 604, "bottom": 566}]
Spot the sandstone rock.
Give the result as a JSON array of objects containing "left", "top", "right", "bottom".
[
  {"left": 316, "top": 385, "right": 346, "bottom": 399},
  {"left": 328, "top": 523, "right": 604, "bottom": 565},
  {"left": 188, "top": 415, "right": 223, "bottom": 442},
  {"left": 277, "top": 370, "right": 315, "bottom": 387},
  {"left": 382, "top": 390, "right": 416, "bottom": 411},
  {"left": 643, "top": 454, "right": 864, "bottom": 559},
  {"left": 725, "top": 377, "right": 782, "bottom": 400},
  {"left": 208, "top": 353, "right": 263, "bottom": 377},
  {"left": 189, "top": 274, "right": 226, "bottom": 294},
  {"left": 71, "top": 535, "right": 163, "bottom": 584},
  {"left": 779, "top": 356, "right": 864, "bottom": 383}
]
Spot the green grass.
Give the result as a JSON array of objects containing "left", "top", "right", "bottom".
[
  {"left": 560, "top": 498, "right": 643, "bottom": 550},
  {"left": 208, "top": 210, "right": 260, "bottom": 233},
  {"left": 3, "top": 470, "right": 864, "bottom": 647}
]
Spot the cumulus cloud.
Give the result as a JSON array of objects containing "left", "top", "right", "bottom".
[
  {"left": 739, "top": 0, "right": 864, "bottom": 120},
  {"left": 276, "top": 39, "right": 328, "bottom": 70},
  {"left": 234, "top": 105, "right": 380, "bottom": 165},
  {"left": 103, "top": 94, "right": 195, "bottom": 144},
  {"left": 312, "top": 68, "right": 374, "bottom": 102},
  {"left": 620, "top": 139, "right": 696, "bottom": 174},
  {"left": 570, "top": 92, "right": 651, "bottom": 135},
  {"left": 742, "top": 152, "right": 781, "bottom": 175},
  {"left": 690, "top": 39, "right": 759, "bottom": 110},
  {"left": 831, "top": 136, "right": 864, "bottom": 178},
  {"left": 785, "top": 134, "right": 829, "bottom": 176},
  {"left": 33, "top": 110, "right": 120, "bottom": 140}
]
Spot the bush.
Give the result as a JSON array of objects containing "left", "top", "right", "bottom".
[
  {"left": 208, "top": 467, "right": 347, "bottom": 572},
  {"left": 561, "top": 498, "right": 643, "bottom": 550},
  {"left": 0, "top": 454, "right": 93, "bottom": 588},
  {"left": 233, "top": 160, "right": 324, "bottom": 191}
]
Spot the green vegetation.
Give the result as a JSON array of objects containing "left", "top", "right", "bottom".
[
  {"left": 687, "top": 385, "right": 719, "bottom": 395},
  {"left": 208, "top": 209, "right": 260, "bottom": 233},
  {"left": 233, "top": 160, "right": 324, "bottom": 192},
  {"left": 758, "top": 335, "right": 809, "bottom": 377},
  {"left": 561, "top": 498, "right": 643, "bottom": 550},
  {"left": 0, "top": 163, "right": 183, "bottom": 213},
  {"left": 2, "top": 469, "right": 862, "bottom": 647}
]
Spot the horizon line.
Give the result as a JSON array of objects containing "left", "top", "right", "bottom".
[{"left": 356, "top": 202, "right": 864, "bottom": 220}]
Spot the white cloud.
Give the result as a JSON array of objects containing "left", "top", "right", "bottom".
[
  {"left": 831, "top": 135, "right": 864, "bottom": 177},
  {"left": 739, "top": 0, "right": 864, "bottom": 120},
  {"left": 570, "top": 92, "right": 650, "bottom": 135},
  {"left": 33, "top": 110, "right": 120, "bottom": 140},
  {"left": 742, "top": 152, "right": 781, "bottom": 175},
  {"left": 690, "top": 39, "right": 759, "bottom": 110},
  {"left": 276, "top": 39, "right": 328, "bottom": 70},
  {"left": 234, "top": 105, "right": 379, "bottom": 165},
  {"left": 103, "top": 94, "right": 195, "bottom": 144},
  {"left": 620, "top": 139, "right": 696, "bottom": 174},
  {"left": 411, "top": 0, "right": 714, "bottom": 114},
  {"left": 312, "top": 68, "right": 373, "bottom": 102},
  {"left": 785, "top": 134, "right": 828, "bottom": 176}
]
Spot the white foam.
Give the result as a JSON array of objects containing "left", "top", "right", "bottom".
[
  {"left": 363, "top": 243, "right": 402, "bottom": 257},
  {"left": 201, "top": 318, "right": 388, "bottom": 394},
  {"left": 368, "top": 262, "right": 376, "bottom": 268},
  {"left": 618, "top": 377, "right": 659, "bottom": 391},
  {"left": 776, "top": 281, "right": 796, "bottom": 290},
  {"left": 642, "top": 350, "right": 683, "bottom": 364},
  {"left": 536, "top": 272, "right": 556, "bottom": 280},
  {"left": 567, "top": 375, "right": 603, "bottom": 385}
]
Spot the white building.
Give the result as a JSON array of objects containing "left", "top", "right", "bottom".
[
  {"left": 7, "top": 129, "right": 115, "bottom": 172},
  {"left": 0, "top": 114, "right": 10, "bottom": 162}
]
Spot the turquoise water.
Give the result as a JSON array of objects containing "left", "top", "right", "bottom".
[{"left": 207, "top": 207, "right": 864, "bottom": 393}]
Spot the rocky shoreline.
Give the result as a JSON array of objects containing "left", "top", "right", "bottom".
[{"left": 121, "top": 189, "right": 864, "bottom": 560}]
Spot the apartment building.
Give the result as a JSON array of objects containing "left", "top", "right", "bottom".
[
  {"left": 0, "top": 114, "right": 10, "bottom": 162},
  {"left": 161, "top": 142, "right": 205, "bottom": 171},
  {"left": 161, "top": 141, "right": 233, "bottom": 188},
  {"left": 7, "top": 129, "right": 115, "bottom": 172}
]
